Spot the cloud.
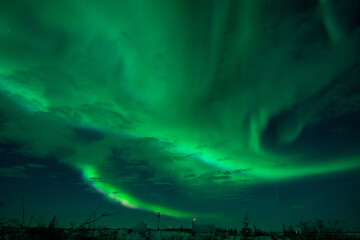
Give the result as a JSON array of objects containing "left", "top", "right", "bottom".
[
  {"left": 0, "top": 167, "right": 28, "bottom": 178},
  {"left": 0, "top": 163, "right": 46, "bottom": 178},
  {"left": 26, "top": 163, "right": 47, "bottom": 168}
]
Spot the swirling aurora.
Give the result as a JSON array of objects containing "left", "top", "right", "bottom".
[{"left": 1, "top": 0, "right": 360, "bottom": 229}]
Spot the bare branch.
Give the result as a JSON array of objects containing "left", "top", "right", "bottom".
[{"left": 72, "top": 205, "right": 121, "bottom": 231}]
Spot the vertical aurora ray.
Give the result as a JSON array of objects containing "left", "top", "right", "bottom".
[{"left": 319, "top": 0, "right": 344, "bottom": 42}]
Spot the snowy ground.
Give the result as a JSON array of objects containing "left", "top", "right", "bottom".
[{"left": 117, "top": 230, "right": 274, "bottom": 240}]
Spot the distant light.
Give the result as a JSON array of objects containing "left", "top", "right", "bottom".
[
  {"left": 193, "top": 218, "right": 196, "bottom": 221},
  {"left": 169, "top": 226, "right": 172, "bottom": 229}
]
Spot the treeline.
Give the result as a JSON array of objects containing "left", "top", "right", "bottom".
[{"left": 1, "top": 211, "right": 359, "bottom": 240}]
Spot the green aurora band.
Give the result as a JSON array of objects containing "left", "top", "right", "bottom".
[{"left": 1, "top": 0, "right": 360, "bottom": 218}]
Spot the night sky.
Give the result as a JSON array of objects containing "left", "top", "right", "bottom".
[{"left": 1, "top": 0, "right": 360, "bottom": 231}]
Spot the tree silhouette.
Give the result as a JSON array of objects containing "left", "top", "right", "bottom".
[{"left": 240, "top": 214, "right": 252, "bottom": 240}]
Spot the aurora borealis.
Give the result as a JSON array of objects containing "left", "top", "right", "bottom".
[{"left": 1, "top": 0, "right": 360, "bottom": 230}]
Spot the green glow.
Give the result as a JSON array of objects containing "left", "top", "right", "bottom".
[
  {"left": 319, "top": 0, "right": 344, "bottom": 42},
  {"left": 79, "top": 164, "right": 200, "bottom": 217},
  {"left": 1, "top": 0, "right": 359, "bottom": 218}
]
